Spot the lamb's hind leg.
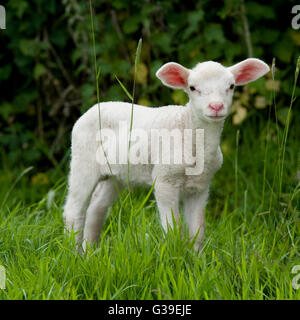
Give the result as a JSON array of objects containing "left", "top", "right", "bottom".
[
  {"left": 82, "top": 178, "right": 120, "bottom": 250},
  {"left": 63, "top": 156, "right": 101, "bottom": 247}
]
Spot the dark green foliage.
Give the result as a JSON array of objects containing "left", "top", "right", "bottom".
[{"left": 0, "top": 0, "right": 299, "bottom": 170}]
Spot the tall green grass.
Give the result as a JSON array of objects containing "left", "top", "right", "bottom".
[{"left": 0, "top": 127, "right": 298, "bottom": 299}]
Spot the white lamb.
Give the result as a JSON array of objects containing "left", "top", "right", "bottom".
[{"left": 63, "top": 58, "right": 269, "bottom": 250}]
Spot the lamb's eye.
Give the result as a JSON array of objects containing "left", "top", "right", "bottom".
[
  {"left": 190, "top": 86, "right": 196, "bottom": 91},
  {"left": 229, "top": 84, "right": 235, "bottom": 90}
]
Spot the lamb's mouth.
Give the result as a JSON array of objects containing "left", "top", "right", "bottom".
[{"left": 206, "top": 115, "right": 226, "bottom": 120}]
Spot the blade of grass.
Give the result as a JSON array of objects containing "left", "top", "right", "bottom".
[
  {"left": 89, "top": 0, "right": 122, "bottom": 200},
  {"left": 1, "top": 166, "right": 33, "bottom": 208},
  {"left": 234, "top": 129, "right": 240, "bottom": 208},
  {"left": 278, "top": 56, "right": 299, "bottom": 194},
  {"left": 115, "top": 75, "right": 133, "bottom": 101},
  {"left": 127, "top": 39, "right": 142, "bottom": 189}
]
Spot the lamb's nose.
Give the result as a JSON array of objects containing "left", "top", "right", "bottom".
[{"left": 208, "top": 102, "right": 224, "bottom": 113}]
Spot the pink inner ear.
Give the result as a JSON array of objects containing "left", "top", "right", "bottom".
[
  {"left": 160, "top": 66, "right": 186, "bottom": 86},
  {"left": 236, "top": 63, "right": 261, "bottom": 84}
]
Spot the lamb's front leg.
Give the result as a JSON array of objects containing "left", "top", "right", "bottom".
[
  {"left": 184, "top": 188, "right": 209, "bottom": 250},
  {"left": 154, "top": 179, "right": 180, "bottom": 232}
]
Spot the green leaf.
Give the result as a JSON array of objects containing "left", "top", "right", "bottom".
[
  {"left": 204, "top": 24, "right": 225, "bottom": 44},
  {"left": 150, "top": 60, "right": 163, "bottom": 80},
  {"left": 252, "top": 29, "right": 279, "bottom": 45},
  {"left": 151, "top": 33, "right": 171, "bottom": 53},
  {"left": 106, "top": 84, "right": 124, "bottom": 102},
  {"left": 248, "top": 77, "right": 266, "bottom": 95},
  {"left": 0, "top": 65, "right": 12, "bottom": 80},
  {"left": 111, "top": 0, "right": 128, "bottom": 9},
  {"left": 182, "top": 11, "right": 204, "bottom": 39},
  {"left": 19, "top": 39, "right": 39, "bottom": 57},
  {"left": 171, "top": 90, "right": 188, "bottom": 105},
  {"left": 0, "top": 102, "right": 13, "bottom": 121},
  {"left": 81, "top": 84, "right": 95, "bottom": 103},
  {"left": 277, "top": 107, "right": 292, "bottom": 126},
  {"left": 188, "top": 10, "right": 204, "bottom": 26},
  {"left": 112, "top": 60, "right": 131, "bottom": 79},
  {"left": 9, "top": 0, "right": 28, "bottom": 18},
  {"left": 34, "top": 63, "right": 46, "bottom": 79},
  {"left": 115, "top": 75, "right": 133, "bottom": 101},
  {"left": 273, "top": 37, "right": 294, "bottom": 63},
  {"left": 123, "top": 16, "right": 141, "bottom": 34},
  {"left": 246, "top": 2, "right": 275, "bottom": 20},
  {"left": 50, "top": 29, "right": 68, "bottom": 47}
]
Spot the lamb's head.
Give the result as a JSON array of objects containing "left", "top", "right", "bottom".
[{"left": 156, "top": 58, "right": 270, "bottom": 123}]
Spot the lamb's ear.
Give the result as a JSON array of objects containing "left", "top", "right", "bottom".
[
  {"left": 156, "top": 62, "right": 190, "bottom": 89},
  {"left": 228, "top": 58, "right": 270, "bottom": 86}
]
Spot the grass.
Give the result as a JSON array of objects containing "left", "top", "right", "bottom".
[
  {"left": 0, "top": 6, "right": 298, "bottom": 299},
  {"left": 0, "top": 108, "right": 299, "bottom": 299}
]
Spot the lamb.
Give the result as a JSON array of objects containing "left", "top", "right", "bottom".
[{"left": 63, "top": 58, "right": 270, "bottom": 251}]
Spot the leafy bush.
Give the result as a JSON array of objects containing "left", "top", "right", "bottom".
[{"left": 0, "top": 0, "right": 299, "bottom": 169}]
